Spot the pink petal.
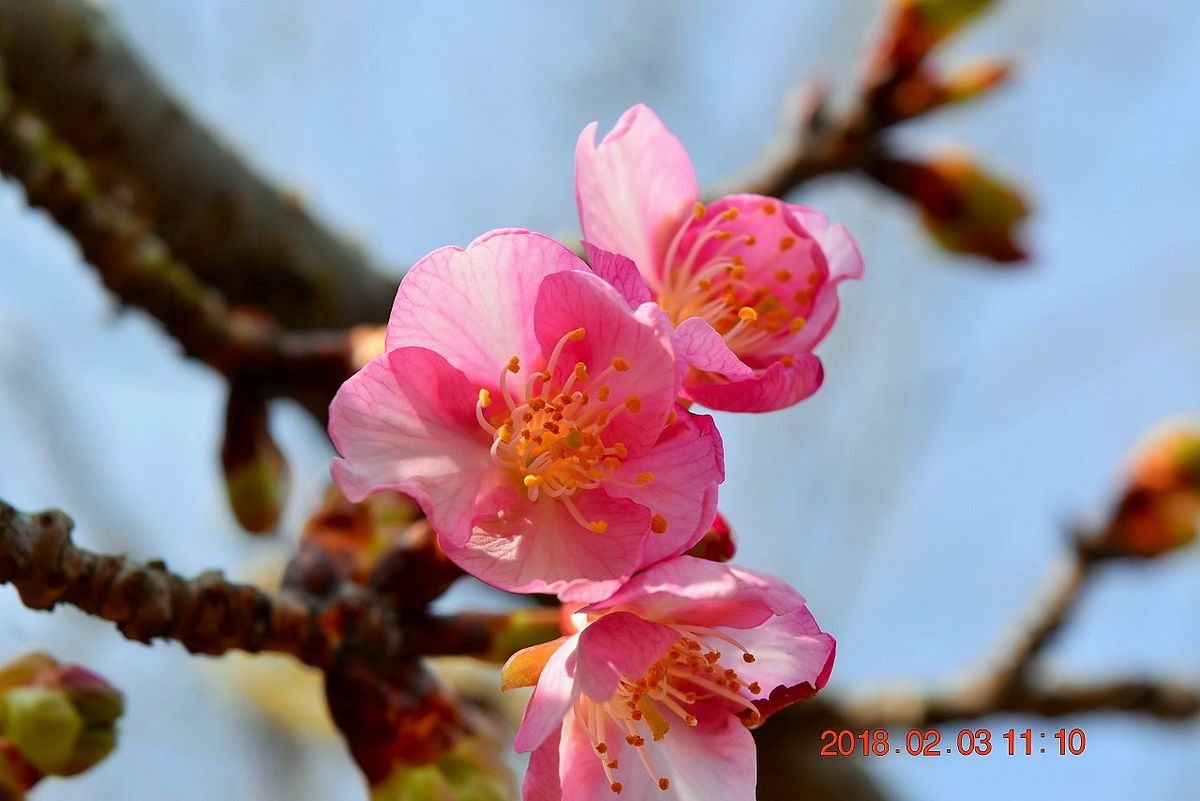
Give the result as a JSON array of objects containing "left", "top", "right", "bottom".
[
  {"left": 605, "top": 412, "right": 724, "bottom": 565},
  {"left": 784, "top": 205, "right": 863, "bottom": 353},
  {"left": 575, "top": 105, "right": 698, "bottom": 289},
  {"left": 671, "top": 195, "right": 828, "bottom": 344},
  {"left": 523, "top": 734, "right": 563, "bottom": 801},
  {"left": 386, "top": 229, "right": 584, "bottom": 384},
  {"left": 582, "top": 243, "right": 652, "bottom": 308},
  {"left": 732, "top": 607, "right": 836, "bottom": 723},
  {"left": 593, "top": 711, "right": 756, "bottom": 801},
  {"left": 683, "top": 354, "right": 824, "bottom": 413},
  {"left": 668, "top": 195, "right": 862, "bottom": 363},
  {"left": 674, "top": 317, "right": 755, "bottom": 380},
  {"left": 587, "top": 556, "right": 806, "bottom": 630},
  {"left": 514, "top": 633, "right": 580, "bottom": 754},
  {"left": 557, "top": 708, "right": 614, "bottom": 800},
  {"left": 442, "top": 491, "right": 651, "bottom": 602},
  {"left": 574, "top": 611, "right": 679, "bottom": 702},
  {"left": 789, "top": 205, "right": 865, "bottom": 282},
  {"left": 328, "top": 347, "right": 515, "bottom": 545},
  {"left": 533, "top": 269, "right": 679, "bottom": 454}
]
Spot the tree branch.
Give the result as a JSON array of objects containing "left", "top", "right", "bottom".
[
  {"left": 0, "top": 0, "right": 397, "bottom": 329},
  {"left": 0, "top": 498, "right": 489, "bottom": 670},
  {"left": 0, "top": 87, "right": 365, "bottom": 420}
]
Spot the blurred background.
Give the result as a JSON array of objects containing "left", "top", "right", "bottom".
[{"left": 1, "top": 0, "right": 1198, "bottom": 798}]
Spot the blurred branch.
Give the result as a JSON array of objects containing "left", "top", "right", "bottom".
[
  {"left": 0, "top": 0, "right": 396, "bottom": 329},
  {"left": 0, "top": 87, "right": 366, "bottom": 421},
  {"left": 0, "top": 498, "right": 492, "bottom": 670}
]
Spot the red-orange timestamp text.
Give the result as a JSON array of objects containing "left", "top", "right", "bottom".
[{"left": 819, "top": 728, "right": 1087, "bottom": 757}]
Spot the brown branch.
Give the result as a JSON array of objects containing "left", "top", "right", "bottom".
[
  {"left": 0, "top": 0, "right": 397, "bottom": 329},
  {"left": 713, "top": 5, "right": 1011, "bottom": 206},
  {"left": 0, "top": 498, "right": 490, "bottom": 670},
  {"left": 784, "top": 529, "right": 1199, "bottom": 731},
  {"left": 710, "top": 92, "right": 877, "bottom": 200},
  {"left": 0, "top": 86, "right": 363, "bottom": 420},
  {"left": 832, "top": 677, "right": 1200, "bottom": 729}
]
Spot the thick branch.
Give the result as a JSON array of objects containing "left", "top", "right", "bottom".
[
  {"left": 0, "top": 0, "right": 396, "bottom": 328},
  {"left": 0, "top": 90, "right": 361, "bottom": 419},
  {"left": 0, "top": 498, "right": 489, "bottom": 669}
]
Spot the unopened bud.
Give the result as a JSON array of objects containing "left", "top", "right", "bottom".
[
  {"left": 882, "top": 0, "right": 1000, "bottom": 73},
  {"left": 0, "top": 654, "right": 123, "bottom": 779},
  {"left": 869, "top": 154, "right": 1029, "bottom": 263},
  {"left": 1, "top": 688, "right": 84, "bottom": 775},
  {"left": 221, "top": 385, "right": 289, "bottom": 533},
  {"left": 1101, "top": 423, "right": 1200, "bottom": 558},
  {"left": 941, "top": 60, "right": 1013, "bottom": 105},
  {"left": 685, "top": 512, "right": 737, "bottom": 562},
  {"left": 369, "top": 709, "right": 515, "bottom": 801}
]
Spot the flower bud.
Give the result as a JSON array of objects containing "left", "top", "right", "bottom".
[
  {"left": 1101, "top": 423, "right": 1200, "bottom": 558},
  {"left": 886, "top": 0, "right": 999, "bottom": 70},
  {"left": 0, "top": 654, "right": 122, "bottom": 779},
  {"left": 221, "top": 384, "right": 289, "bottom": 534},
  {"left": 869, "top": 154, "right": 1029, "bottom": 263},
  {"left": 369, "top": 709, "right": 514, "bottom": 801},
  {"left": 1, "top": 688, "right": 83, "bottom": 775},
  {"left": 941, "top": 60, "right": 1013, "bottom": 105},
  {"left": 685, "top": 512, "right": 737, "bottom": 562}
]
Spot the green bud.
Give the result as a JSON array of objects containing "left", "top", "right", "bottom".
[{"left": 1, "top": 688, "right": 84, "bottom": 775}]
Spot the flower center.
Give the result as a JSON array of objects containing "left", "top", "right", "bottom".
[
  {"left": 575, "top": 623, "right": 761, "bottom": 794},
  {"left": 475, "top": 327, "right": 665, "bottom": 535},
  {"left": 655, "top": 201, "right": 816, "bottom": 360}
]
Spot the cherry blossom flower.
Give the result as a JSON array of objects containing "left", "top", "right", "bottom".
[
  {"left": 576, "top": 104, "right": 864, "bottom": 413},
  {"left": 328, "top": 229, "right": 724, "bottom": 601},
  {"left": 503, "top": 556, "right": 835, "bottom": 799}
]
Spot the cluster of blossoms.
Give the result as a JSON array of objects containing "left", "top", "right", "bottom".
[{"left": 329, "top": 105, "right": 862, "bottom": 799}]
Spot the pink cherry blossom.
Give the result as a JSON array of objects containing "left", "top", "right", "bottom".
[
  {"left": 504, "top": 556, "right": 835, "bottom": 799},
  {"left": 576, "top": 104, "right": 864, "bottom": 413},
  {"left": 328, "top": 229, "right": 724, "bottom": 601}
]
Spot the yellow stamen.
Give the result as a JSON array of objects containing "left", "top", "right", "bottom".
[
  {"left": 780, "top": 236, "right": 796, "bottom": 251},
  {"left": 738, "top": 307, "right": 758, "bottom": 323},
  {"left": 650, "top": 514, "right": 668, "bottom": 534},
  {"left": 762, "top": 201, "right": 778, "bottom": 215},
  {"left": 693, "top": 201, "right": 707, "bottom": 220},
  {"left": 588, "top": 520, "right": 609, "bottom": 533},
  {"left": 506, "top": 356, "right": 520, "bottom": 373},
  {"left": 569, "top": 327, "right": 587, "bottom": 341},
  {"left": 625, "top": 396, "right": 642, "bottom": 413},
  {"left": 775, "top": 269, "right": 792, "bottom": 282},
  {"left": 637, "top": 472, "right": 654, "bottom": 484},
  {"left": 478, "top": 388, "right": 492, "bottom": 408},
  {"left": 790, "top": 316, "right": 806, "bottom": 332},
  {"left": 720, "top": 207, "right": 739, "bottom": 221},
  {"left": 612, "top": 357, "right": 631, "bottom": 372}
]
